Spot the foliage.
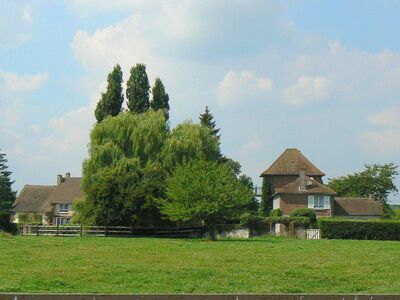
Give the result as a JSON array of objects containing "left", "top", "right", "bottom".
[
  {"left": 327, "top": 163, "right": 398, "bottom": 216},
  {"left": 239, "top": 213, "right": 267, "bottom": 232},
  {"left": 238, "top": 174, "right": 259, "bottom": 212},
  {"left": 78, "top": 111, "right": 169, "bottom": 226},
  {"left": 126, "top": 63, "right": 150, "bottom": 113},
  {"left": 199, "top": 106, "right": 220, "bottom": 139},
  {"left": 0, "top": 212, "right": 16, "bottom": 233},
  {"left": 17, "top": 213, "right": 42, "bottom": 224},
  {"left": 94, "top": 64, "right": 124, "bottom": 122},
  {"left": 150, "top": 77, "right": 170, "bottom": 120},
  {"left": 290, "top": 208, "right": 316, "bottom": 224},
  {"left": 161, "top": 121, "right": 220, "bottom": 171},
  {"left": 260, "top": 176, "right": 272, "bottom": 216},
  {"left": 158, "top": 160, "right": 254, "bottom": 239},
  {"left": 318, "top": 218, "right": 400, "bottom": 240},
  {"left": 269, "top": 208, "right": 282, "bottom": 218},
  {"left": 0, "top": 150, "right": 16, "bottom": 213}
]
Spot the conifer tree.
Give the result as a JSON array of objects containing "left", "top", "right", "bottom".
[
  {"left": 150, "top": 77, "right": 170, "bottom": 120},
  {"left": 0, "top": 150, "right": 16, "bottom": 213},
  {"left": 126, "top": 63, "right": 150, "bottom": 113},
  {"left": 199, "top": 106, "right": 220, "bottom": 138},
  {"left": 95, "top": 64, "right": 124, "bottom": 122}
]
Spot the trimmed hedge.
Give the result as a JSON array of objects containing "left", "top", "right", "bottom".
[
  {"left": 267, "top": 216, "right": 310, "bottom": 227},
  {"left": 318, "top": 218, "right": 400, "bottom": 241}
]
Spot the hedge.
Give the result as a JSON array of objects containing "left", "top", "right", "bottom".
[{"left": 318, "top": 218, "right": 400, "bottom": 241}]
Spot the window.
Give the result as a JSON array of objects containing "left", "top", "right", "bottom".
[
  {"left": 59, "top": 203, "right": 69, "bottom": 213},
  {"left": 314, "top": 196, "right": 325, "bottom": 208},
  {"left": 308, "top": 195, "right": 330, "bottom": 210},
  {"left": 54, "top": 217, "right": 71, "bottom": 225}
]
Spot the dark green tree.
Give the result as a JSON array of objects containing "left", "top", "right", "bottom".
[
  {"left": 199, "top": 106, "right": 220, "bottom": 138},
  {"left": 150, "top": 77, "right": 170, "bottom": 120},
  {"left": 94, "top": 64, "right": 124, "bottom": 122},
  {"left": 327, "top": 163, "right": 399, "bottom": 217},
  {"left": 0, "top": 150, "right": 16, "bottom": 213},
  {"left": 260, "top": 176, "right": 272, "bottom": 216},
  {"left": 126, "top": 63, "right": 150, "bottom": 113}
]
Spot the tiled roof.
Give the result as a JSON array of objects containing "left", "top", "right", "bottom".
[
  {"left": 260, "top": 148, "right": 325, "bottom": 177},
  {"left": 334, "top": 197, "right": 384, "bottom": 216},
  {"left": 11, "top": 185, "right": 56, "bottom": 213},
  {"left": 46, "top": 177, "right": 83, "bottom": 204},
  {"left": 273, "top": 176, "right": 336, "bottom": 196}
]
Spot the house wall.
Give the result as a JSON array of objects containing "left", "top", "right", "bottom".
[{"left": 280, "top": 194, "right": 331, "bottom": 217}]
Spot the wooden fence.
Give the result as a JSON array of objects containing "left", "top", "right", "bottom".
[{"left": 20, "top": 225, "right": 205, "bottom": 238}]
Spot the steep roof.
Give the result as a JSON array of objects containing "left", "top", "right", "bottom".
[
  {"left": 260, "top": 148, "right": 325, "bottom": 177},
  {"left": 46, "top": 177, "right": 83, "bottom": 204},
  {"left": 11, "top": 185, "right": 56, "bottom": 213},
  {"left": 334, "top": 197, "right": 384, "bottom": 216},
  {"left": 273, "top": 176, "right": 336, "bottom": 196}
]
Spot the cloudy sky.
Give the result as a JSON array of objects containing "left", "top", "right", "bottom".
[{"left": 1, "top": 1, "right": 399, "bottom": 202}]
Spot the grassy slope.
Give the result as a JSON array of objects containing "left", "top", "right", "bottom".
[{"left": 0, "top": 236, "right": 399, "bottom": 293}]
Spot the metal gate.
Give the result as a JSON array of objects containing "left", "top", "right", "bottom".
[{"left": 306, "top": 229, "right": 320, "bottom": 239}]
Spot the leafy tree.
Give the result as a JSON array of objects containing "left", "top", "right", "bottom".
[
  {"left": 0, "top": 150, "right": 16, "bottom": 213},
  {"left": 95, "top": 64, "right": 124, "bottom": 122},
  {"left": 77, "top": 111, "right": 169, "bottom": 226},
  {"left": 328, "top": 163, "right": 399, "bottom": 216},
  {"left": 260, "top": 176, "right": 272, "bottom": 216},
  {"left": 150, "top": 77, "right": 170, "bottom": 120},
  {"left": 162, "top": 121, "right": 220, "bottom": 171},
  {"left": 199, "top": 106, "right": 220, "bottom": 138},
  {"left": 126, "top": 63, "right": 150, "bottom": 113},
  {"left": 158, "top": 160, "right": 254, "bottom": 240}
]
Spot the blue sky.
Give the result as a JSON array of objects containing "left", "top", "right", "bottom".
[{"left": 1, "top": 1, "right": 399, "bottom": 203}]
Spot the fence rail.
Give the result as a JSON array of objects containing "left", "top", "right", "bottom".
[{"left": 20, "top": 224, "right": 205, "bottom": 238}]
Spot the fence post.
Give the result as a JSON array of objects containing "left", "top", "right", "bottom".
[
  {"left": 56, "top": 224, "right": 59, "bottom": 236},
  {"left": 36, "top": 224, "right": 39, "bottom": 237},
  {"left": 20, "top": 224, "right": 24, "bottom": 236},
  {"left": 105, "top": 225, "right": 108, "bottom": 237},
  {"left": 131, "top": 224, "right": 134, "bottom": 237},
  {"left": 80, "top": 224, "right": 83, "bottom": 237}
]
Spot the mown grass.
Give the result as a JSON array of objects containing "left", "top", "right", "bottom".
[{"left": 0, "top": 236, "right": 399, "bottom": 293}]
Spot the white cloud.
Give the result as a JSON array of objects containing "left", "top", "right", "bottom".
[
  {"left": 0, "top": 71, "right": 48, "bottom": 93},
  {"left": 360, "top": 106, "right": 400, "bottom": 154},
  {"left": 282, "top": 76, "right": 332, "bottom": 107},
  {"left": 22, "top": 6, "right": 33, "bottom": 23},
  {"left": 216, "top": 70, "right": 273, "bottom": 106}
]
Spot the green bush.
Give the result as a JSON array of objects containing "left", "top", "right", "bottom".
[
  {"left": 318, "top": 218, "right": 400, "bottom": 240},
  {"left": 266, "top": 215, "right": 309, "bottom": 227},
  {"left": 239, "top": 213, "right": 268, "bottom": 233},
  {"left": 269, "top": 208, "right": 282, "bottom": 218},
  {"left": 290, "top": 208, "right": 316, "bottom": 224},
  {"left": 0, "top": 212, "right": 17, "bottom": 234}
]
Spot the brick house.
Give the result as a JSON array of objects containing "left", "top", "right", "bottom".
[
  {"left": 10, "top": 173, "right": 82, "bottom": 225},
  {"left": 260, "top": 148, "right": 383, "bottom": 219}
]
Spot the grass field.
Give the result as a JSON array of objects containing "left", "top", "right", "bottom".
[{"left": 0, "top": 236, "right": 400, "bottom": 294}]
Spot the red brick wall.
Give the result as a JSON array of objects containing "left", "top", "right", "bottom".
[{"left": 279, "top": 193, "right": 331, "bottom": 217}]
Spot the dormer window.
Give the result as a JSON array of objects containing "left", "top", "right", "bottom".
[{"left": 59, "top": 203, "right": 69, "bottom": 213}]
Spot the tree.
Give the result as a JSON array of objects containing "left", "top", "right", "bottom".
[
  {"left": 161, "top": 121, "right": 221, "bottom": 171},
  {"left": 199, "top": 106, "right": 220, "bottom": 138},
  {"left": 260, "top": 176, "right": 272, "bottom": 216},
  {"left": 158, "top": 160, "right": 254, "bottom": 240},
  {"left": 0, "top": 150, "right": 16, "bottom": 213},
  {"left": 327, "top": 163, "right": 399, "bottom": 216},
  {"left": 150, "top": 77, "right": 170, "bottom": 120},
  {"left": 77, "top": 111, "right": 169, "bottom": 226},
  {"left": 95, "top": 64, "right": 124, "bottom": 122},
  {"left": 126, "top": 63, "right": 150, "bottom": 113}
]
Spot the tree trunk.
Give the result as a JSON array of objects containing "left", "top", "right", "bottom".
[{"left": 207, "top": 224, "right": 217, "bottom": 241}]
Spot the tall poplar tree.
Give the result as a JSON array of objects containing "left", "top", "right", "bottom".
[
  {"left": 126, "top": 63, "right": 150, "bottom": 113},
  {"left": 0, "top": 150, "right": 16, "bottom": 213},
  {"left": 94, "top": 64, "right": 124, "bottom": 122},
  {"left": 150, "top": 77, "right": 170, "bottom": 120},
  {"left": 199, "top": 106, "right": 220, "bottom": 138}
]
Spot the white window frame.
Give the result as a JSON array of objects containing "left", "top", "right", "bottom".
[
  {"left": 59, "top": 203, "right": 69, "bottom": 213},
  {"left": 314, "top": 195, "right": 325, "bottom": 209},
  {"left": 54, "top": 217, "right": 71, "bottom": 225},
  {"left": 308, "top": 195, "right": 330, "bottom": 210}
]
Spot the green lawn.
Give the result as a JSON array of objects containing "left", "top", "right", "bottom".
[{"left": 0, "top": 236, "right": 399, "bottom": 294}]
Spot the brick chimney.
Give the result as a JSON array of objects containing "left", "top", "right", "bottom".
[
  {"left": 57, "top": 174, "right": 63, "bottom": 185},
  {"left": 299, "top": 168, "right": 306, "bottom": 192}
]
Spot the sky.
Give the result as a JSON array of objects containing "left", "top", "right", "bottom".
[{"left": 1, "top": 0, "right": 399, "bottom": 203}]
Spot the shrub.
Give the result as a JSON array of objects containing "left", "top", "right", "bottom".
[
  {"left": 291, "top": 216, "right": 311, "bottom": 227},
  {"left": 239, "top": 213, "right": 268, "bottom": 233},
  {"left": 269, "top": 208, "right": 282, "bottom": 218},
  {"left": 318, "top": 218, "right": 400, "bottom": 240},
  {"left": 0, "top": 212, "right": 17, "bottom": 234},
  {"left": 290, "top": 208, "right": 316, "bottom": 224}
]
